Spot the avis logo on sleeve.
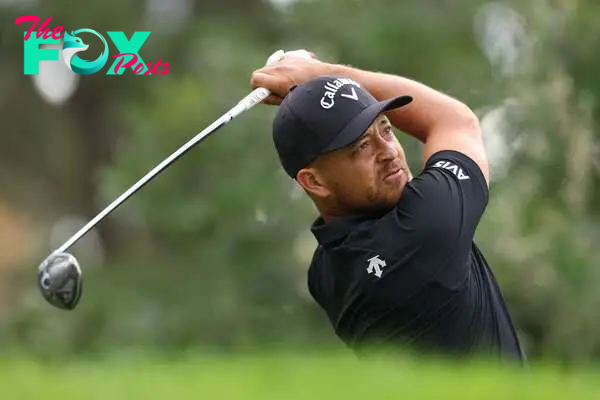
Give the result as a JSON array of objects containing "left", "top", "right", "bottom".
[{"left": 432, "top": 160, "right": 470, "bottom": 180}]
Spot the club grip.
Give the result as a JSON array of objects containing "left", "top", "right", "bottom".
[{"left": 228, "top": 49, "right": 314, "bottom": 118}]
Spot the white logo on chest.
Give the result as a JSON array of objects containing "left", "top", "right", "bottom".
[{"left": 366, "top": 255, "right": 386, "bottom": 278}]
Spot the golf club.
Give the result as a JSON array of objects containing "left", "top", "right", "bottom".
[{"left": 38, "top": 49, "right": 310, "bottom": 310}]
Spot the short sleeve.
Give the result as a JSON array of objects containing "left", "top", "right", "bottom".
[{"left": 381, "top": 150, "right": 490, "bottom": 287}]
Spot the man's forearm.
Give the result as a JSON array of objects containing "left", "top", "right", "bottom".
[{"left": 327, "top": 64, "right": 477, "bottom": 143}]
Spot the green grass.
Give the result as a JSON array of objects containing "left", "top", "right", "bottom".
[{"left": 0, "top": 350, "right": 599, "bottom": 399}]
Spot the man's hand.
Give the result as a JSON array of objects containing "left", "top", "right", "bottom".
[{"left": 251, "top": 50, "right": 332, "bottom": 105}]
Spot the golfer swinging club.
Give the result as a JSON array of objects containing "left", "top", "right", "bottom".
[{"left": 251, "top": 51, "right": 526, "bottom": 363}]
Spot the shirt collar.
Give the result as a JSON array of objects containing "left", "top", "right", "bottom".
[{"left": 310, "top": 212, "right": 383, "bottom": 245}]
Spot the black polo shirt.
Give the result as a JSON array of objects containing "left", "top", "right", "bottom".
[{"left": 307, "top": 150, "right": 526, "bottom": 363}]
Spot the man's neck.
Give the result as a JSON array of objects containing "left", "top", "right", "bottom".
[
  {"left": 321, "top": 214, "right": 335, "bottom": 223},
  {"left": 317, "top": 204, "right": 348, "bottom": 224}
]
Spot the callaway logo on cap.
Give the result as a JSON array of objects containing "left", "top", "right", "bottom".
[
  {"left": 272, "top": 75, "right": 413, "bottom": 178},
  {"left": 320, "top": 77, "right": 362, "bottom": 109}
]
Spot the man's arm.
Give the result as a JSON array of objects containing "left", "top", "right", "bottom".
[
  {"left": 329, "top": 65, "right": 489, "bottom": 186},
  {"left": 251, "top": 53, "right": 489, "bottom": 186}
]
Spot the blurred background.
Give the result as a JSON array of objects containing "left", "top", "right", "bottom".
[{"left": 1, "top": 0, "right": 600, "bottom": 368}]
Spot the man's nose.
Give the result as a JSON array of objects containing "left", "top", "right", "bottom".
[{"left": 376, "top": 141, "right": 398, "bottom": 162}]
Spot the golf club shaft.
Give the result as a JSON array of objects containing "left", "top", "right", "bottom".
[{"left": 54, "top": 87, "right": 272, "bottom": 254}]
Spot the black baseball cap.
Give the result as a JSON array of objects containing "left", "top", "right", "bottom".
[{"left": 272, "top": 75, "right": 413, "bottom": 179}]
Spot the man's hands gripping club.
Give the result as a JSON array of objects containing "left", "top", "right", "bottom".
[{"left": 251, "top": 50, "right": 329, "bottom": 105}]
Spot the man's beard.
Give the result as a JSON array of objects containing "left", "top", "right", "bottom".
[{"left": 333, "top": 183, "right": 400, "bottom": 216}]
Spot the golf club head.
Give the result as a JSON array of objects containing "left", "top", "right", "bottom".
[{"left": 37, "top": 252, "right": 82, "bottom": 310}]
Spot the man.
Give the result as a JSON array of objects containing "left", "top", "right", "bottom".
[{"left": 251, "top": 51, "right": 526, "bottom": 363}]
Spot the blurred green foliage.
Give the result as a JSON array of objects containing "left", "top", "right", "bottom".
[{"left": 1, "top": 0, "right": 600, "bottom": 367}]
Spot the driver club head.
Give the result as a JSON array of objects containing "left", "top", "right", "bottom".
[{"left": 37, "top": 252, "right": 83, "bottom": 310}]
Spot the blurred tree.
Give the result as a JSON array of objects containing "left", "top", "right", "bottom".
[{"left": 2, "top": 0, "right": 600, "bottom": 366}]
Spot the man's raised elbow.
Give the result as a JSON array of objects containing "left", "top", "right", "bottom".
[{"left": 452, "top": 102, "right": 482, "bottom": 137}]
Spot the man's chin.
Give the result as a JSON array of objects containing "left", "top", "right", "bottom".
[
  {"left": 385, "top": 185, "right": 405, "bottom": 203},
  {"left": 337, "top": 186, "right": 406, "bottom": 216}
]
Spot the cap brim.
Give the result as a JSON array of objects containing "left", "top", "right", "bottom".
[{"left": 321, "top": 95, "right": 413, "bottom": 153}]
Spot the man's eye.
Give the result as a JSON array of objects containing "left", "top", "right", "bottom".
[{"left": 359, "top": 141, "right": 370, "bottom": 151}]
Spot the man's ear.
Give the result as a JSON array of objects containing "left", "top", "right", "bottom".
[{"left": 296, "top": 167, "right": 331, "bottom": 198}]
